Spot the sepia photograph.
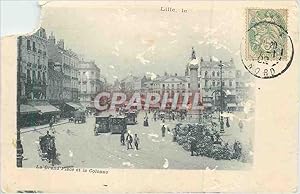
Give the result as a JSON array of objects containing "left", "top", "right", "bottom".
[
  {"left": 1, "top": 1, "right": 298, "bottom": 193},
  {"left": 16, "top": 3, "right": 256, "bottom": 170}
]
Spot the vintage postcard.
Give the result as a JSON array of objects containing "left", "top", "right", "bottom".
[{"left": 1, "top": 1, "right": 299, "bottom": 193}]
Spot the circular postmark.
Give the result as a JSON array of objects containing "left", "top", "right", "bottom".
[{"left": 241, "top": 10, "right": 294, "bottom": 79}]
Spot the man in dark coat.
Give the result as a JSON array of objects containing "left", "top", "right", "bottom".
[
  {"left": 161, "top": 125, "right": 166, "bottom": 137},
  {"left": 190, "top": 138, "right": 197, "bottom": 156},
  {"left": 120, "top": 131, "right": 125, "bottom": 146},
  {"left": 126, "top": 133, "right": 133, "bottom": 150}
]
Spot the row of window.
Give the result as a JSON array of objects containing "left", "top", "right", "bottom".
[
  {"left": 79, "top": 71, "right": 98, "bottom": 79},
  {"left": 204, "top": 80, "right": 234, "bottom": 87},
  {"left": 202, "top": 70, "right": 234, "bottom": 78},
  {"left": 26, "top": 70, "right": 46, "bottom": 83},
  {"left": 62, "top": 55, "right": 78, "bottom": 68},
  {"left": 26, "top": 39, "right": 47, "bottom": 57},
  {"left": 161, "top": 83, "right": 201, "bottom": 89}
]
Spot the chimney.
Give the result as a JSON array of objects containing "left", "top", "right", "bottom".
[
  {"left": 175, "top": 73, "right": 177, "bottom": 76},
  {"left": 210, "top": 57, "right": 212, "bottom": 62},
  {"left": 57, "top": 39, "right": 64, "bottom": 49}
]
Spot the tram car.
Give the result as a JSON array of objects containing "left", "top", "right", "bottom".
[
  {"left": 125, "top": 111, "right": 137, "bottom": 125},
  {"left": 110, "top": 115, "right": 127, "bottom": 134},
  {"left": 94, "top": 114, "right": 111, "bottom": 135},
  {"left": 74, "top": 110, "right": 86, "bottom": 124}
]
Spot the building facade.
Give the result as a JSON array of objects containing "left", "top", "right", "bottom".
[
  {"left": 235, "top": 70, "right": 255, "bottom": 103},
  {"left": 18, "top": 28, "right": 62, "bottom": 126},
  {"left": 47, "top": 34, "right": 79, "bottom": 102},
  {"left": 78, "top": 60, "right": 103, "bottom": 108},
  {"left": 47, "top": 61, "right": 64, "bottom": 103},
  {"left": 18, "top": 28, "right": 48, "bottom": 102}
]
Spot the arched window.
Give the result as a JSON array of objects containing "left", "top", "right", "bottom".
[
  {"left": 205, "top": 71, "right": 208, "bottom": 77},
  {"left": 212, "top": 71, "right": 215, "bottom": 77}
]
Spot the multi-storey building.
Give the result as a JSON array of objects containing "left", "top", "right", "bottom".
[
  {"left": 47, "top": 33, "right": 79, "bottom": 102},
  {"left": 18, "top": 28, "right": 61, "bottom": 126},
  {"left": 199, "top": 57, "right": 237, "bottom": 110},
  {"left": 18, "top": 28, "right": 48, "bottom": 102},
  {"left": 48, "top": 34, "right": 81, "bottom": 117},
  {"left": 78, "top": 60, "right": 103, "bottom": 108},
  {"left": 235, "top": 70, "right": 255, "bottom": 103},
  {"left": 118, "top": 48, "right": 254, "bottom": 112},
  {"left": 47, "top": 61, "right": 64, "bottom": 103},
  {"left": 199, "top": 57, "right": 236, "bottom": 97},
  {"left": 48, "top": 34, "right": 79, "bottom": 101}
]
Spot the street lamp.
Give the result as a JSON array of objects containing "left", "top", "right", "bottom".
[
  {"left": 219, "top": 61, "right": 224, "bottom": 133},
  {"left": 17, "top": 36, "right": 24, "bottom": 167}
]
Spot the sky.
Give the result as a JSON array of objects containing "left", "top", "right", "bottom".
[{"left": 41, "top": 2, "right": 247, "bottom": 82}]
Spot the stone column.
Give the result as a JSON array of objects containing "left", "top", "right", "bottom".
[{"left": 189, "top": 64, "right": 199, "bottom": 92}]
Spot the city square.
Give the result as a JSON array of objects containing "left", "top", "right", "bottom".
[
  {"left": 16, "top": 15, "right": 255, "bottom": 170},
  {"left": 21, "top": 109, "right": 253, "bottom": 169}
]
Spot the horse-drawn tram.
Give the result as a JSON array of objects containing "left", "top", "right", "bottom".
[
  {"left": 94, "top": 114, "right": 111, "bottom": 135},
  {"left": 110, "top": 115, "right": 127, "bottom": 134},
  {"left": 125, "top": 111, "right": 137, "bottom": 125}
]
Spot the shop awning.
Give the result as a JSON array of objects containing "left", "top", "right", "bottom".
[
  {"left": 227, "top": 103, "right": 237, "bottom": 107},
  {"left": 34, "top": 105, "right": 61, "bottom": 114},
  {"left": 65, "top": 102, "right": 82, "bottom": 110},
  {"left": 20, "top": 105, "right": 40, "bottom": 114}
]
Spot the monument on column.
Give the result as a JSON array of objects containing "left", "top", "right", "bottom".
[
  {"left": 189, "top": 47, "right": 199, "bottom": 92},
  {"left": 187, "top": 47, "right": 201, "bottom": 122}
]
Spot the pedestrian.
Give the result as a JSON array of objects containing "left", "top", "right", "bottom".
[
  {"left": 126, "top": 133, "right": 133, "bottom": 150},
  {"left": 161, "top": 125, "right": 166, "bottom": 137},
  {"left": 49, "top": 116, "right": 55, "bottom": 134},
  {"left": 233, "top": 141, "right": 242, "bottom": 160},
  {"left": 134, "top": 134, "right": 140, "bottom": 150},
  {"left": 238, "top": 120, "right": 244, "bottom": 132},
  {"left": 120, "top": 131, "right": 125, "bottom": 146},
  {"left": 144, "top": 117, "right": 149, "bottom": 127},
  {"left": 226, "top": 117, "right": 230, "bottom": 128},
  {"left": 190, "top": 138, "right": 197, "bottom": 156},
  {"left": 172, "top": 127, "right": 178, "bottom": 142}
]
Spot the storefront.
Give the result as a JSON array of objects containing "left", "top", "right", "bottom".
[
  {"left": 32, "top": 104, "right": 61, "bottom": 125},
  {"left": 19, "top": 104, "right": 40, "bottom": 127}
]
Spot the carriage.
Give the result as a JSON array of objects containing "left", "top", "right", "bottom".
[
  {"left": 125, "top": 111, "right": 137, "bottom": 125},
  {"left": 74, "top": 110, "right": 86, "bottom": 124},
  {"left": 94, "top": 114, "right": 111, "bottom": 135},
  {"left": 110, "top": 116, "right": 127, "bottom": 134},
  {"left": 38, "top": 135, "right": 57, "bottom": 165}
]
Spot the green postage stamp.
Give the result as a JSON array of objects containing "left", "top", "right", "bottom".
[{"left": 246, "top": 9, "right": 288, "bottom": 61}]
